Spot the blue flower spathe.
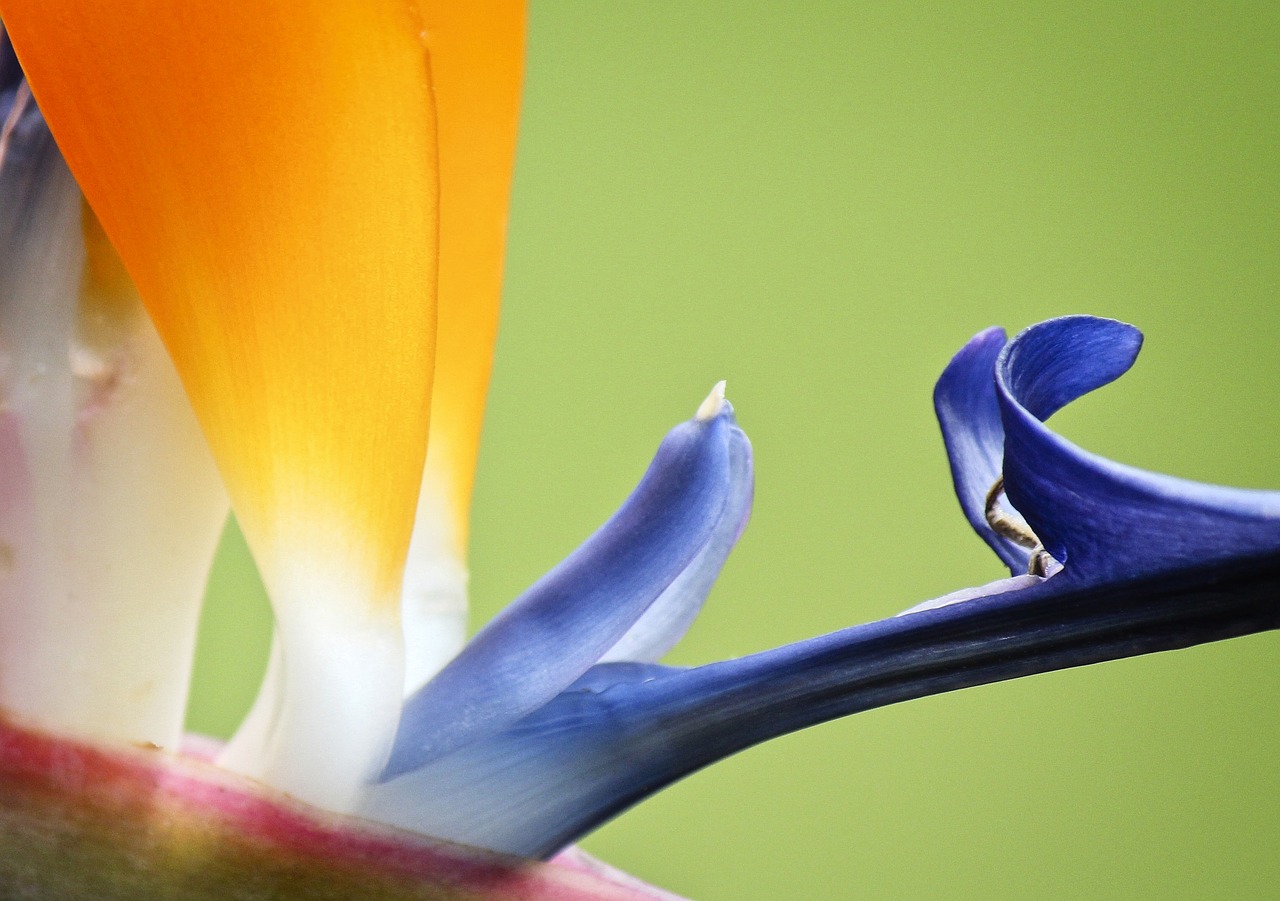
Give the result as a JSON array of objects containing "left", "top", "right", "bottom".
[{"left": 375, "top": 316, "right": 1280, "bottom": 857}]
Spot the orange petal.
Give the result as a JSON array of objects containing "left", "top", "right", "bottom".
[
  {"left": 2, "top": 0, "right": 438, "bottom": 619},
  {"left": 403, "top": 0, "right": 526, "bottom": 691},
  {"left": 1, "top": 0, "right": 440, "bottom": 809}
]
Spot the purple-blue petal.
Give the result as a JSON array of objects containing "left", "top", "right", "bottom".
[
  {"left": 600, "top": 410, "right": 753, "bottom": 663},
  {"left": 370, "top": 317, "right": 1280, "bottom": 858},
  {"left": 363, "top": 660, "right": 686, "bottom": 856},
  {"left": 934, "top": 327, "right": 1030, "bottom": 574},
  {"left": 384, "top": 403, "right": 743, "bottom": 778},
  {"left": 367, "top": 553, "right": 1280, "bottom": 858},
  {"left": 996, "top": 316, "right": 1280, "bottom": 581},
  {"left": 369, "top": 318, "right": 1280, "bottom": 857}
]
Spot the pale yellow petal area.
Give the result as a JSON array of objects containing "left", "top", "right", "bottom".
[
  {"left": 1, "top": 1, "right": 440, "bottom": 809},
  {"left": 402, "top": 1, "right": 525, "bottom": 691},
  {"left": 0, "top": 140, "right": 227, "bottom": 752}
]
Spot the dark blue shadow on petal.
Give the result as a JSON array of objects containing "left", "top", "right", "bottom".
[
  {"left": 2, "top": 39, "right": 66, "bottom": 247},
  {"left": 1, "top": 38, "right": 81, "bottom": 316},
  {"left": 1, "top": 29, "right": 52, "bottom": 178},
  {"left": 385, "top": 401, "right": 749, "bottom": 778},
  {"left": 1, "top": 25, "right": 22, "bottom": 95}
]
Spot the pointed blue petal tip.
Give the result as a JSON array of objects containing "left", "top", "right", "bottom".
[{"left": 384, "top": 387, "right": 753, "bottom": 779}]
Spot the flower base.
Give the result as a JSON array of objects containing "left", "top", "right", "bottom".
[{"left": 0, "top": 716, "right": 681, "bottom": 900}]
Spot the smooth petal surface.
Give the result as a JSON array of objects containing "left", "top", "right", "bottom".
[
  {"left": 996, "top": 316, "right": 1280, "bottom": 581},
  {"left": 0, "top": 52, "right": 227, "bottom": 749},
  {"left": 2, "top": 1, "right": 441, "bottom": 809},
  {"left": 403, "top": 0, "right": 527, "bottom": 694},
  {"left": 601, "top": 393, "right": 754, "bottom": 663},
  {"left": 363, "top": 661, "right": 684, "bottom": 857},
  {"left": 383, "top": 396, "right": 745, "bottom": 779}
]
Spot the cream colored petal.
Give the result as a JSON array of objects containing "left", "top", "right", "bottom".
[{"left": 0, "top": 99, "right": 227, "bottom": 749}]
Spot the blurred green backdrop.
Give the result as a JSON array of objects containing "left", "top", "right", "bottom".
[{"left": 188, "top": 2, "right": 1280, "bottom": 898}]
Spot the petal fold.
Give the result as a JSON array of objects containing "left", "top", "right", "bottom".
[
  {"left": 383, "top": 394, "right": 746, "bottom": 778},
  {"left": 402, "top": 0, "right": 526, "bottom": 695},
  {"left": 600, "top": 396, "right": 753, "bottom": 663},
  {"left": 934, "top": 326, "right": 1029, "bottom": 573},
  {"left": 996, "top": 316, "right": 1280, "bottom": 581}
]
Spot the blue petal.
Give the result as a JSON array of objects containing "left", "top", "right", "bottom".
[
  {"left": 384, "top": 400, "right": 746, "bottom": 778},
  {"left": 367, "top": 554, "right": 1280, "bottom": 858},
  {"left": 366, "top": 317, "right": 1280, "bottom": 858},
  {"left": 996, "top": 316, "right": 1280, "bottom": 581},
  {"left": 934, "top": 326, "right": 1029, "bottom": 573},
  {"left": 364, "top": 660, "right": 684, "bottom": 856},
  {"left": 600, "top": 407, "right": 753, "bottom": 663}
]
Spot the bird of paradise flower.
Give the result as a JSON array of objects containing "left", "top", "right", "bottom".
[{"left": 0, "top": 2, "right": 1277, "bottom": 899}]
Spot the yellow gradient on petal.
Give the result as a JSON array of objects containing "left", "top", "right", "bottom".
[
  {"left": 422, "top": 0, "right": 525, "bottom": 551},
  {"left": 2, "top": 1, "right": 439, "bottom": 618}
]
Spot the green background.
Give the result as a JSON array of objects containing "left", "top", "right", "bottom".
[{"left": 189, "top": 3, "right": 1280, "bottom": 898}]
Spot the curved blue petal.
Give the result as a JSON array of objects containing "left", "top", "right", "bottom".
[
  {"left": 384, "top": 399, "right": 744, "bottom": 778},
  {"left": 934, "top": 326, "right": 1029, "bottom": 573},
  {"left": 364, "top": 318, "right": 1280, "bottom": 858},
  {"left": 996, "top": 316, "right": 1280, "bottom": 581},
  {"left": 366, "top": 553, "right": 1280, "bottom": 857},
  {"left": 366, "top": 319, "right": 1279, "bottom": 857},
  {"left": 600, "top": 407, "right": 753, "bottom": 663},
  {"left": 364, "top": 660, "right": 682, "bottom": 856}
]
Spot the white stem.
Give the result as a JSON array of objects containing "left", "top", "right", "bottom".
[
  {"left": 401, "top": 470, "right": 468, "bottom": 696},
  {"left": 219, "top": 603, "right": 403, "bottom": 813}
]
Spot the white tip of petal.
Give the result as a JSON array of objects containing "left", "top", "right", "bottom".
[
  {"left": 695, "top": 380, "right": 728, "bottom": 422},
  {"left": 896, "top": 573, "right": 1044, "bottom": 616}
]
